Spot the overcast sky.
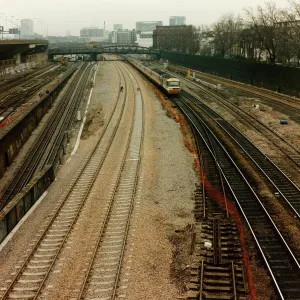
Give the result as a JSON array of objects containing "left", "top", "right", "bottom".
[{"left": 1, "top": 0, "right": 289, "bottom": 36}]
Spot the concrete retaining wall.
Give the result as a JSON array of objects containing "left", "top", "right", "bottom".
[{"left": 0, "top": 165, "right": 54, "bottom": 243}]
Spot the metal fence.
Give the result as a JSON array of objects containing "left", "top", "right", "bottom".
[{"left": 161, "top": 51, "right": 300, "bottom": 97}]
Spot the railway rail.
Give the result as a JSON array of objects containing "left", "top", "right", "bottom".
[
  {"left": 0, "top": 61, "right": 144, "bottom": 300},
  {"left": 168, "top": 64, "right": 300, "bottom": 109},
  {"left": 180, "top": 89, "right": 300, "bottom": 218},
  {"left": 174, "top": 92, "right": 300, "bottom": 299},
  {"left": 0, "top": 62, "right": 127, "bottom": 299},
  {"left": 0, "top": 63, "right": 53, "bottom": 94},
  {"left": 0, "top": 63, "right": 90, "bottom": 209},
  {"left": 189, "top": 124, "right": 249, "bottom": 299},
  {"left": 37, "top": 63, "right": 95, "bottom": 172},
  {"left": 180, "top": 73, "right": 300, "bottom": 168},
  {"left": 147, "top": 60, "right": 300, "bottom": 218},
  {"left": 0, "top": 66, "right": 64, "bottom": 123},
  {"left": 78, "top": 61, "right": 144, "bottom": 300}
]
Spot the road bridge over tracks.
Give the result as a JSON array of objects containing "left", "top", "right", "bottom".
[{"left": 48, "top": 45, "right": 160, "bottom": 60}]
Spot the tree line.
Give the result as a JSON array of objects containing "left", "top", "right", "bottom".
[{"left": 198, "top": 1, "right": 300, "bottom": 65}]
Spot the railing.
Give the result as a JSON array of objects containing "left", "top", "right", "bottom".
[{"left": 48, "top": 46, "right": 160, "bottom": 55}]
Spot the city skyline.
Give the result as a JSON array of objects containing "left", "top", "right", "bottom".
[{"left": 0, "top": 0, "right": 289, "bottom": 36}]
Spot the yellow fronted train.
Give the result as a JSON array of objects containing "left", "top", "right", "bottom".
[{"left": 128, "top": 59, "right": 181, "bottom": 95}]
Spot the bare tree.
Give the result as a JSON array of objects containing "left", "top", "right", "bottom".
[
  {"left": 282, "top": 0, "right": 300, "bottom": 65},
  {"left": 245, "top": 2, "right": 287, "bottom": 64},
  {"left": 212, "top": 13, "right": 243, "bottom": 57}
]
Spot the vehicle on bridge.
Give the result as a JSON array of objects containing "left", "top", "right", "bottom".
[{"left": 128, "top": 59, "right": 181, "bottom": 95}]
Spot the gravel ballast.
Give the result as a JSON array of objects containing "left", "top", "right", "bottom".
[{"left": 0, "top": 61, "right": 198, "bottom": 299}]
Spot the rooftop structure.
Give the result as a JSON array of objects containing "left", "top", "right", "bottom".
[
  {"left": 169, "top": 16, "right": 186, "bottom": 26},
  {"left": 80, "top": 27, "right": 104, "bottom": 38},
  {"left": 113, "top": 24, "right": 123, "bottom": 31},
  {"left": 136, "top": 21, "right": 163, "bottom": 33}
]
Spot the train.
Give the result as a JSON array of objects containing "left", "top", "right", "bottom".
[{"left": 128, "top": 59, "right": 181, "bottom": 95}]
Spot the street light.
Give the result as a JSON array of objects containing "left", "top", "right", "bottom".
[{"left": 15, "top": 18, "right": 20, "bottom": 39}]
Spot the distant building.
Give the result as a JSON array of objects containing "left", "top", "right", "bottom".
[
  {"left": 48, "top": 35, "right": 89, "bottom": 47},
  {"left": 153, "top": 25, "right": 197, "bottom": 53},
  {"left": 80, "top": 27, "right": 108, "bottom": 42},
  {"left": 136, "top": 21, "right": 163, "bottom": 33},
  {"left": 109, "top": 29, "right": 136, "bottom": 44},
  {"left": 66, "top": 31, "right": 71, "bottom": 36},
  {"left": 20, "top": 19, "right": 34, "bottom": 39},
  {"left": 169, "top": 16, "right": 186, "bottom": 26},
  {"left": 80, "top": 27, "right": 104, "bottom": 38},
  {"left": 136, "top": 31, "right": 153, "bottom": 48},
  {"left": 113, "top": 24, "right": 123, "bottom": 31},
  {"left": 108, "top": 31, "right": 117, "bottom": 43}
]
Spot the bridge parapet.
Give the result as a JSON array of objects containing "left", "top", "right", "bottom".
[{"left": 48, "top": 45, "right": 160, "bottom": 56}]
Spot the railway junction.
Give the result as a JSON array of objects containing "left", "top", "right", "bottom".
[{"left": 0, "top": 42, "right": 300, "bottom": 300}]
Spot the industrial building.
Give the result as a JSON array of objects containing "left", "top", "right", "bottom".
[
  {"left": 136, "top": 21, "right": 163, "bottom": 33},
  {"left": 20, "top": 19, "right": 34, "bottom": 39},
  {"left": 153, "top": 25, "right": 197, "bottom": 53},
  {"left": 169, "top": 16, "right": 186, "bottom": 26}
]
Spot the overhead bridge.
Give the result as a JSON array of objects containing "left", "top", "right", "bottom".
[{"left": 48, "top": 45, "right": 160, "bottom": 60}]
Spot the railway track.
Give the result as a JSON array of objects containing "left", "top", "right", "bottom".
[
  {"left": 180, "top": 74, "right": 300, "bottom": 167},
  {"left": 37, "top": 63, "right": 95, "bottom": 172},
  {"left": 0, "top": 63, "right": 89, "bottom": 208},
  {"left": 78, "top": 62, "right": 144, "bottom": 300},
  {"left": 0, "top": 62, "right": 127, "bottom": 300},
  {"left": 174, "top": 93, "right": 300, "bottom": 299},
  {"left": 0, "top": 61, "right": 144, "bottom": 300},
  {"left": 0, "top": 64, "right": 53, "bottom": 94},
  {"left": 189, "top": 125, "right": 249, "bottom": 299},
  {"left": 0, "top": 66, "right": 64, "bottom": 122},
  {"left": 168, "top": 64, "right": 300, "bottom": 109},
  {"left": 180, "top": 89, "right": 300, "bottom": 218}
]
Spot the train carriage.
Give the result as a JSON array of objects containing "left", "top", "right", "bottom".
[{"left": 129, "top": 59, "right": 181, "bottom": 95}]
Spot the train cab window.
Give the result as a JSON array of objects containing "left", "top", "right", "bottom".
[{"left": 167, "top": 81, "right": 180, "bottom": 87}]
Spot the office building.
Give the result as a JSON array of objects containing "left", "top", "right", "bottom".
[
  {"left": 109, "top": 29, "right": 136, "bottom": 44},
  {"left": 136, "top": 21, "right": 163, "bottom": 33},
  {"left": 169, "top": 16, "right": 186, "bottom": 26},
  {"left": 20, "top": 19, "right": 34, "bottom": 38},
  {"left": 80, "top": 27, "right": 104, "bottom": 38}
]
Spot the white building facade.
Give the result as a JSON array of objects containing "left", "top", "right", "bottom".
[
  {"left": 136, "top": 31, "right": 153, "bottom": 48},
  {"left": 21, "top": 19, "right": 34, "bottom": 39}
]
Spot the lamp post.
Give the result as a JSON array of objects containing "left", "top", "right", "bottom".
[
  {"left": 9, "top": 16, "right": 15, "bottom": 39},
  {"left": 15, "top": 18, "right": 20, "bottom": 39}
]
